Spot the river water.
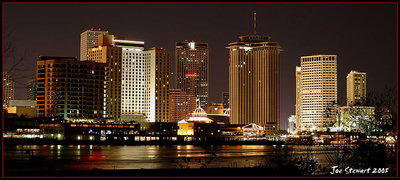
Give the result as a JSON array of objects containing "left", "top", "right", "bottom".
[{"left": 3, "top": 145, "right": 396, "bottom": 172}]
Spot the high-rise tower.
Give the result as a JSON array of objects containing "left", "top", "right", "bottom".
[
  {"left": 36, "top": 56, "right": 106, "bottom": 119},
  {"left": 227, "top": 13, "right": 282, "bottom": 135},
  {"left": 299, "top": 55, "right": 337, "bottom": 131},
  {"left": 3, "top": 72, "right": 14, "bottom": 107},
  {"left": 27, "top": 78, "right": 37, "bottom": 101},
  {"left": 175, "top": 41, "right": 209, "bottom": 108},
  {"left": 346, "top": 70, "right": 366, "bottom": 106},
  {"left": 295, "top": 66, "right": 302, "bottom": 133},
  {"left": 88, "top": 34, "right": 122, "bottom": 121},
  {"left": 80, "top": 28, "right": 108, "bottom": 60}
]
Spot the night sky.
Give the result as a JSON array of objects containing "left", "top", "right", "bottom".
[{"left": 3, "top": 3, "right": 397, "bottom": 129}]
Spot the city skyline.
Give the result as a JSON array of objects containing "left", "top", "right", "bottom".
[{"left": 3, "top": 3, "right": 397, "bottom": 129}]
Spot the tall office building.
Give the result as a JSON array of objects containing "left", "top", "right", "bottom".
[
  {"left": 80, "top": 28, "right": 108, "bottom": 60},
  {"left": 148, "top": 47, "right": 170, "bottom": 122},
  {"left": 175, "top": 41, "right": 209, "bottom": 108},
  {"left": 169, "top": 89, "right": 197, "bottom": 122},
  {"left": 299, "top": 55, "right": 337, "bottom": 131},
  {"left": 27, "top": 78, "right": 37, "bottom": 100},
  {"left": 295, "top": 66, "right": 302, "bottom": 133},
  {"left": 36, "top": 56, "right": 106, "bottom": 119},
  {"left": 88, "top": 34, "right": 170, "bottom": 122},
  {"left": 117, "top": 38, "right": 148, "bottom": 122},
  {"left": 346, "top": 70, "right": 366, "bottom": 106},
  {"left": 3, "top": 72, "right": 14, "bottom": 107},
  {"left": 88, "top": 34, "right": 122, "bottom": 121},
  {"left": 222, "top": 91, "right": 229, "bottom": 109},
  {"left": 226, "top": 13, "right": 282, "bottom": 135}
]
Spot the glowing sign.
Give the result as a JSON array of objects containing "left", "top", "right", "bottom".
[{"left": 185, "top": 73, "right": 198, "bottom": 77}]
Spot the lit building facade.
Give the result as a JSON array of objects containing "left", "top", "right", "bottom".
[
  {"left": 205, "top": 103, "right": 228, "bottom": 115},
  {"left": 295, "top": 66, "right": 302, "bottom": 133},
  {"left": 88, "top": 34, "right": 122, "bottom": 121},
  {"left": 227, "top": 28, "right": 282, "bottom": 135},
  {"left": 148, "top": 47, "right": 170, "bottom": 122},
  {"left": 177, "top": 101, "right": 213, "bottom": 136},
  {"left": 117, "top": 38, "right": 148, "bottom": 122},
  {"left": 299, "top": 55, "right": 337, "bottom": 131},
  {"left": 27, "top": 78, "right": 37, "bottom": 100},
  {"left": 287, "top": 115, "right": 296, "bottom": 134},
  {"left": 3, "top": 72, "right": 14, "bottom": 107},
  {"left": 222, "top": 91, "right": 229, "bottom": 109},
  {"left": 88, "top": 34, "right": 170, "bottom": 122},
  {"left": 36, "top": 56, "right": 106, "bottom": 119},
  {"left": 169, "top": 89, "right": 197, "bottom": 122},
  {"left": 80, "top": 28, "right": 108, "bottom": 61},
  {"left": 175, "top": 41, "right": 209, "bottom": 108},
  {"left": 346, "top": 70, "right": 367, "bottom": 106}
]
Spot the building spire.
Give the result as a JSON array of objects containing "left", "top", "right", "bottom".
[
  {"left": 253, "top": 12, "right": 257, "bottom": 34},
  {"left": 196, "top": 98, "right": 200, "bottom": 108}
]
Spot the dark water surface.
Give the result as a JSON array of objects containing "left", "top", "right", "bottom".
[{"left": 4, "top": 145, "right": 396, "bottom": 172}]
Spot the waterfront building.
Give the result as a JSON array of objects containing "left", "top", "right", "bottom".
[
  {"left": 80, "top": 28, "right": 108, "bottom": 60},
  {"left": 88, "top": 34, "right": 122, "bottom": 121},
  {"left": 36, "top": 56, "right": 107, "bottom": 119},
  {"left": 187, "top": 100, "right": 213, "bottom": 123},
  {"left": 226, "top": 13, "right": 282, "bottom": 135},
  {"left": 177, "top": 100, "right": 213, "bottom": 137},
  {"left": 3, "top": 72, "right": 15, "bottom": 107},
  {"left": 6, "top": 100, "right": 37, "bottom": 118},
  {"left": 299, "top": 55, "right": 337, "bottom": 131},
  {"left": 242, "top": 123, "right": 266, "bottom": 140},
  {"left": 27, "top": 78, "right": 37, "bottom": 100},
  {"left": 295, "top": 66, "right": 302, "bottom": 133},
  {"left": 287, "top": 115, "right": 296, "bottom": 134},
  {"left": 205, "top": 103, "right": 228, "bottom": 115},
  {"left": 169, "top": 89, "right": 197, "bottom": 122},
  {"left": 222, "top": 91, "right": 229, "bottom": 108},
  {"left": 347, "top": 70, "right": 367, "bottom": 106},
  {"left": 175, "top": 41, "right": 209, "bottom": 108}
]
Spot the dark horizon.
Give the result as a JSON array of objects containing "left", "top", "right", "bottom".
[{"left": 3, "top": 3, "right": 397, "bottom": 129}]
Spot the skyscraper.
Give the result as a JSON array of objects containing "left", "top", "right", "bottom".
[
  {"left": 299, "top": 55, "right": 337, "bottom": 131},
  {"left": 175, "top": 41, "right": 209, "bottom": 108},
  {"left": 27, "top": 78, "right": 37, "bottom": 101},
  {"left": 169, "top": 89, "right": 197, "bottom": 122},
  {"left": 117, "top": 38, "right": 148, "bottom": 122},
  {"left": 346, "top": 70, "right": 367, "bottom": 106},
  {"left": 88, "top": 34, "right": 122, "bottom": 121},
  {"left": 80, "top": 28, "right": 108, "bottom": 60},
  {"left": 88, "top": 34, "right": 170, "bottom": 122},
  {"left": 227, "top": 13, "right": 282, "bottom": 135},
  {"left": 36, "top": 56, "right": 106, "bottom": 119},
  {"left": 3, "top": 72, "right": 14, "bottom": 107},
  {"left": 222, "top": 91, "right": 229, "bottom": 109},
  {"left": 148, "top": 47, "right": 170, "bottom": 122},
  {"left": 295, "top": 66, "right": 302, "bottom": 133}
]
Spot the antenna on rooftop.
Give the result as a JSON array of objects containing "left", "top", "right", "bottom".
[{"left": 253, "top": 12, "right": 257, "bottom": 34}]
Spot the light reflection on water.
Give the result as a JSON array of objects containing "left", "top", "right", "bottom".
[{"left": 3, "top": 145, "right": 383, "bottom": 171}]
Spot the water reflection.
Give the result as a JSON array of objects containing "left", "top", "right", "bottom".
[{"left": 4, "top": 145, "right": 395, "bottom": 171}]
